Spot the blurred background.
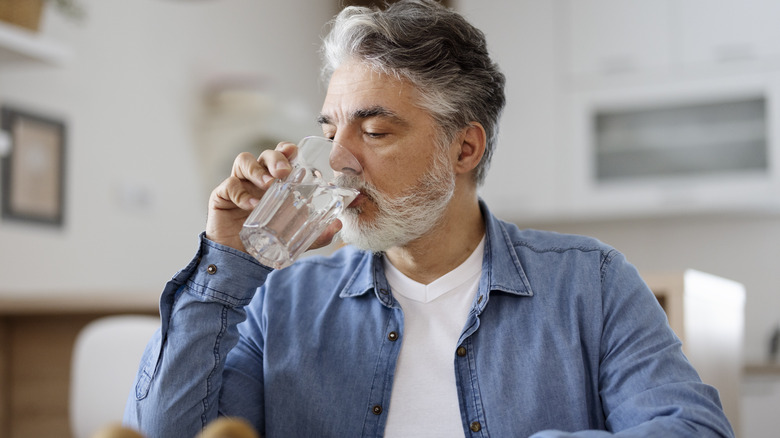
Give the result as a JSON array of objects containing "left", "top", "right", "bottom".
[{"left": 0, "top": 0, "right": 778, "bottom": 436}]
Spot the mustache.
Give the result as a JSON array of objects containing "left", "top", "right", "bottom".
[
  {"left": 334, "top": 174, "right": 363, "bottom": 189},
  {"left": 335, "top": 174, "right": 374, "bottom": 199}
]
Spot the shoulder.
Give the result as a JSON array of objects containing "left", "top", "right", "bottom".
[
  {"left": 499, "top": 220, "right": 617, "bottom": 259},
  {"left": 489, "top": 219, "right": 629, "bottom": 289}
]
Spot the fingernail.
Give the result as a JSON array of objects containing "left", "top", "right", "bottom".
[
  {"left": 275, "top": 161, "right": 291, "bottom": 171},
  {"left": 261, "top": 174, "right": 274, "bottom": 184},
  {"left": 249, "top": 198, "right": 260, "bottom": 207}
]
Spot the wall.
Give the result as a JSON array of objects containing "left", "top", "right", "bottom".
[{"left": 0, "top": 0, "right": 335, "bottom": 296}]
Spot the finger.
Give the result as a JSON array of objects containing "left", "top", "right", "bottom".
[
  {"left": 210, "top": 175, "right": 263, "bottom": 212},
  {"left": 231, "top": 143, "right": 298, "bottom": 189},
  {"left": 227, "top": 152, "right": 273, "bottom": 190},
  {"left": 258, "top": 142, "right": 297, "bottom": 179}
]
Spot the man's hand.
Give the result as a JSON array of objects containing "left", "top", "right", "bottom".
[{"left": 205, "top": 142, "right": 343, "bottom": 254}]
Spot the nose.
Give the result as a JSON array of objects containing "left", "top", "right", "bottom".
[{"left": 329, "top": 141, "right": 362, "bottom": 176}]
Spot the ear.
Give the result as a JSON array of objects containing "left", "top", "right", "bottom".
[{"left": 453, "top": 122, "right": 487, "bottom": 176}]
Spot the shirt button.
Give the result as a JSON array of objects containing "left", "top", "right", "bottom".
[
  {"left": 470, "top": 421, "right": 481, "bottom": 432},
  {"left": 372, "top": 405, "right": 382, "bottom": 415},
  {"left": 387, "top": 331, "right": 399, "bottom": 341},
  {"left": 206, "top": 264, "right": 218, "bottom": 275},
  {"left": 456, "top": 346, "right": 467, "bottom": 357}
]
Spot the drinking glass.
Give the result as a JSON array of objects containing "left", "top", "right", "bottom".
[{"left": 239, "top": 136, "right": 361, "bottom": 269}]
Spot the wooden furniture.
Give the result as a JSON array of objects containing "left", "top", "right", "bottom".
[
  {"left": 744, "top": 364, "right": 780, "bottom": 375},
  {"left": 0, "top": 291, "right": 158, "bottom": 438},
  {"left": 0, "top": 0, "right": 44, "bottom": 32},
  {"left": 643, "top": 270, "right": 745, "bottom": 436}
]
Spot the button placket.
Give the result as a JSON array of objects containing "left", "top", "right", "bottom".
[{"left": 456, "top": 339, "right": 484, "bottom": 435}]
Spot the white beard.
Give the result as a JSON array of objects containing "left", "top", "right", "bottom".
[{"left": 336, "top": 147, "right": 456, "bottom": 253}]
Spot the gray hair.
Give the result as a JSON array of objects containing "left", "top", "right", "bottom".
[{"left": 320, "top": 0, "right": 506, "bottom": 185}]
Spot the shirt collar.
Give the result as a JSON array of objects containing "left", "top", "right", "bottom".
[
  {"left": 338, "top": 199, "right": 534, "bottom": 303},
  {"left": 479, "top": 198, "right": 533, "bottom": 298},
  {"left": 338, "top": 249, "right": 377, "bottom": 299}
]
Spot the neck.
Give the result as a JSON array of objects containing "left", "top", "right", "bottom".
[{"left": 385, "top": 187, "right": 484, "bottom": 285}]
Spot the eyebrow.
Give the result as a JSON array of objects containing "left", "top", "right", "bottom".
[{"left": 317, "top": 105, "right": 408, "bottom": 127}]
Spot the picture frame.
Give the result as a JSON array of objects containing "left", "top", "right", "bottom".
[{"left": 1, "top": 106, "right": 67, "bottom": 226}]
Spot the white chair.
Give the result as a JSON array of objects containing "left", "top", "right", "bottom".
[{"left": 69, "top": 314, "right": 160, "bottom": 438}]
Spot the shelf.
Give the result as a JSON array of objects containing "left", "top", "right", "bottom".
[
  {"left": 744, "top": 364, "right": 780, "bottom": 376},
  {"left": 0, "top": 20, "right": 70, "bottom": 66},
  {"left": 0, "top": 290, "right": 159, "bottom": 315}
]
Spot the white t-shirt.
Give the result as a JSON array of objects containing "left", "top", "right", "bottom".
[{"left": 382, "top": 236, "right": 485, "bottom": 437}]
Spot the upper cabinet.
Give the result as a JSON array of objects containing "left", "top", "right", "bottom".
[
  {"left": 563, "top": 0, "right": 780, "bottom": 86},
  {"left": 679, "top": 0, "right": 780, "bottom": 68},
  {"left": 555, "top": 0, "right": 780, "bottom": 220},
  {"left": 564, "top": 0, "right": 675, "bottom": 79}
]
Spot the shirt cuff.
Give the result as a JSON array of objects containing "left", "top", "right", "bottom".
[{"left": 183, "top": 232, "right": 273, "bottom": 307}]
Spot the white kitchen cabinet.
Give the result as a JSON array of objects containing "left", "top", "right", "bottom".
[
  {"left": 679, "top": 0, "right": 780, "bottom": 68},
  {"left": 553, "top": 0, "right": 780, "bottom": 220},
  {"left": 562, "top": 0, "right": 675, "bottom": 80},
  {"left": 467, "top": 0, "right": 780, "bottom": 221},
  {"left": 561, "top": 73, "right": 780, "bottom": 219},
  {"left": 563, "top": 0, "right": 780, "bottom": 84}
]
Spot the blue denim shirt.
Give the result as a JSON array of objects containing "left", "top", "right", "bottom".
[{"left": 124, "top": 201, "right": 733, "bottom": 437}]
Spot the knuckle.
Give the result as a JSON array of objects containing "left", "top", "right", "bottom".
[
  {"left": 213, "top": 176, "right": 236, "bottom": 198},
  {"left": 224, "top": 175, "right": 244, "bottom": 192},
  {"left": 233, "top": 152, "right": 256, "bottom": 168},
  {"left": 259, "top": 148, "right": 281, "bottom": 161}
]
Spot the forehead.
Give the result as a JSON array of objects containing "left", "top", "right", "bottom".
[{"left": 320, "top": 62, "right": 423, "bottom": 122}]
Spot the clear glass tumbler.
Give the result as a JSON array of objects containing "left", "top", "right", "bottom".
[{"left": 239, "top": 136, "right": 361, "bottom": 269}]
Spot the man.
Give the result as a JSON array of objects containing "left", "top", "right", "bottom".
[{"left": 124, "top": 1, "right": 734, "bottom": 437}]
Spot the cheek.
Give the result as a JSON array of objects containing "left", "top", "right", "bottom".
[{"left": 364, "top": 155, "right": 428, "bottom": 197}]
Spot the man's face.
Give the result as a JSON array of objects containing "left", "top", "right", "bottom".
[{"left": 319, "top": 61, "right": 456, "bottom": 251}]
